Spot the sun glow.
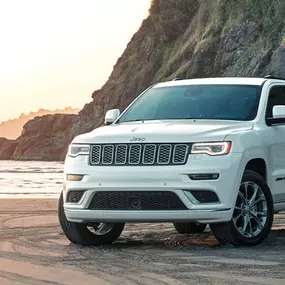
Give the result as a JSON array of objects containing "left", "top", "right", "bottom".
[{"left": 0, "top": 0, "right": 151, "bottom": 122}]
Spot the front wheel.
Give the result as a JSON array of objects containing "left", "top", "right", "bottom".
[
  {"left": 58, "top": 191, "right": 125, "bottom": 246},
  {"left": 210, "top": 170, "right": 274, "bottom": 246}
]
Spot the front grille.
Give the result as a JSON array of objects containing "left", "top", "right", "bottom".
[
  {"left": 66, "top": 191, "right": 85, "bottom": 203},
  {"left": 90, "top": 143, "right": 190, "bottom": 166},
  {"left": 88, "top": 191, "right": 187, "bottom": 210}
]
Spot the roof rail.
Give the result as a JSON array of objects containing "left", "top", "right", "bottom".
[
  {"left": 264, "top": 75, "right": 285, "bottom": 80},
  {"left": 172, "top": 78, "right": 183, "bottom": 81}
]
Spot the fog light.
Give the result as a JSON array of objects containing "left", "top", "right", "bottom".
[
  {"left": 188, "top": 173, "right": 219, "bottom": 180},
  {"left": 67, "top": 174, "right": 84, "bottom": 181}
]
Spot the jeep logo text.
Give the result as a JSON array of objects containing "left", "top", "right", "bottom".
[{"left": 130, "top": 137, "right": 146, "bottom": 142}]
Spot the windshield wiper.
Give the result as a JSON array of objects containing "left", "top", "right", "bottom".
[{"left": 118, "top": 119, "right": 145, "bottom": 123}]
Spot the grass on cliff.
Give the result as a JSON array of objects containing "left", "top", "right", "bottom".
[
  {"left": 148, "top": 0, "right": 285, "bottom": 81},
  {"left": 224, "top": 0, "right": 285, "bottom": 42}
]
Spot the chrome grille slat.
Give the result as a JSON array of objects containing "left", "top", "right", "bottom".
[
  {"left": 91, "top": 145, "right": 101, "bottom": 165},
  {"left": 90, "top": 143, "right": 190, "bottom": 166},
  {"left": 157, "top": 144, "right": 172, "bottom": 164},
  {"left": 129, "top": 144, "right": 142, "bottom": 165},
  {"left": 115, "top": 145, "right": 127, "bottom": 164},
  {"left": 142, "top": 144, "right": 156, "bottom": 165},
  {"left": 173, "top": 144, "right": 188, "bottom": 164},
  {"left": 102, "top": 145, "right": 114, "bottom": 165}
]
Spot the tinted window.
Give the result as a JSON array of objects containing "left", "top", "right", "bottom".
[
  {"left": 266, "top": 86, "right": 285, "bottom": 118},
  {"left": 118, "top": 84, "right": 262, "bottom": 122}
]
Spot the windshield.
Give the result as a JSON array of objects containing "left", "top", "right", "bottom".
[{"left": 118, "top": 84, "right": 262, "bottom": 123}]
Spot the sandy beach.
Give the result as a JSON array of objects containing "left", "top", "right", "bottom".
[{"left": 1, "top": 198, "right": 285, "bottom": 285}]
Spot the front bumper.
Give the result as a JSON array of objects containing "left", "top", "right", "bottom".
[
  {"left": 65, "top": 208, "right": 232, "bottom": 223},
  {"left": 63, "top": 152, "right": 244, "bottom": 224}
]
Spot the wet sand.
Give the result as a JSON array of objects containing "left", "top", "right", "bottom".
[{"left": 1, "top": 199, "right": 285, "bottom": 285}]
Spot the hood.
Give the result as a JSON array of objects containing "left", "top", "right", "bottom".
[{"left": 73, "top": 120, "right": 253, "bottom": 144}]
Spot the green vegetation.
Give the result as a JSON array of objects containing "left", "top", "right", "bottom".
[
  {"left": 229, "top": 0, "right": 285, "bottom": 20},
  {"left": 224, "top": 0, "right": 285, "bottom": 43},
  {"left": 149, "top": 0, "right": 285, "bottom": 81}
]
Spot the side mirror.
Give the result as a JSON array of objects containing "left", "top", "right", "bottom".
[
  {"left": 267, "top": 105, "right": 285, "bottom": 126},
  {"left": 105, "top": 109, "right": 120, "bottom": 125},
  {"left": 273, "top": 105, "right": 285, "bottom": 118}
]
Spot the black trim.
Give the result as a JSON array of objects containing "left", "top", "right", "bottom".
[
  {"left": 264, "top": 84, "right": 285, "bottom": 126},
  {"left": 276, "top": 176, "right": 285, "bottom": 182},
  {"left": 264, "top": 75, "right": 285, "bottom": 81},
  {"left": 266, "top": 117, "right": 285, "bottom": 126},
  {"left": 188, "top": 173, "right": 220, "bottom": 181},
  {"left": 274, "top": 200, "right": 285, "bottom": 204},
  {"left": 185, "top": 189, "right": 220, "bottom": 203},
  {"left": 66, "top": 191, "right": 85, "bottom": 203}
]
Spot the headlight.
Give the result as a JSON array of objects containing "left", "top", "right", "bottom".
[
  {"left": 68, "top": 144, "right": 90, "bottom": 157},
  {"left": 191, "top": 142, "right": 231, "bottom": 156}
]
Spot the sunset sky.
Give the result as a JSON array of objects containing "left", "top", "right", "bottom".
[{"left": 0, "top": 0, "right": 151, "bottom": 122}]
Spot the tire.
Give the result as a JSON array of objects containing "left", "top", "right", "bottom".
[
  {"left": 173, "top": 222, "right": 207, "bottom": 234},
  {"left": 210, "top": 170, "right": 274, "bottom": 246},
  {"left": 58, "top": 191, "right": 125, "bottom": 246}
]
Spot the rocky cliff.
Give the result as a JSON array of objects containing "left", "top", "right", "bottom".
[
  {"left": 2, "top": 0, "right": 285, "bottom": 161},
  {"left": 0, "top": 138, "right": 19, "bottom": 160},
  {"left": 0, "top": 107, "right": 79, "bottom": 140},
  {"left": 6, "top": 114, "right": 77, "bottom": 161}
]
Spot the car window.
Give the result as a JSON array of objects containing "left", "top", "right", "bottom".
[
  {"left": 266, "top": 85, "right": 285, "bottom": 118},
  {"left": 118, "top": 84, "right": 262, "bottom": 122}
]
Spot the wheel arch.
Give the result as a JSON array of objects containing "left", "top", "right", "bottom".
[
  {"left": 240, "top": 147, "right": 270, "bottom": 186},
  {"left": 230, "top": 148, "right": 270, "bottom": 210},
  {"left": 244, "top": 158, "right": 267, "bottom": 182}
]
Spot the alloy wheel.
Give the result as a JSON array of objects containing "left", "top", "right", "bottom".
[
  {"left": 232, "top": 181, "right": 268, "bottom": 238},
  {"left": 88, "top": 223, "right": 115, "bottom": 236}
]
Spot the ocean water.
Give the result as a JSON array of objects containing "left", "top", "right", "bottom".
[{"left": 0, "top": 160, "right": 63, "bottom": 198}]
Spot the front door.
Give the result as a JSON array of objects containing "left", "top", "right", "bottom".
[{"left": 264, "top": 85, "right": 285, "bottom": 204}]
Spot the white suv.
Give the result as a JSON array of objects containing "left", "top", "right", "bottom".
[{"left": 58, "top": 76, "right": 285, "bottom": 246}]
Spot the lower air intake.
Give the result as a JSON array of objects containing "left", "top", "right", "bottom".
[
  {"left": 88, "top": 191, "right": 187, "bottom": 210},
  {"left": 66, "top": 191, "right": 85, "bottom": 203},
  {"left": 189, "top": 190, "right": 220, "bottom": 203}
]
